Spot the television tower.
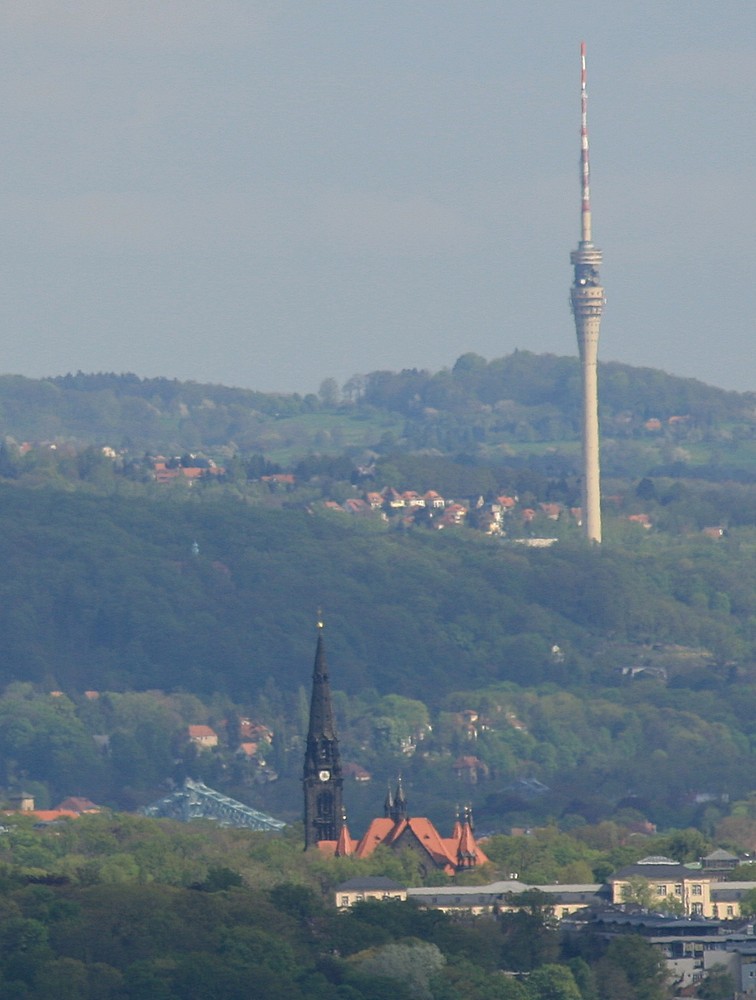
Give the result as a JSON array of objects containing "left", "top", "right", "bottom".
[{"left": 570, "top": 41, "right": 605, "bottom": 543}]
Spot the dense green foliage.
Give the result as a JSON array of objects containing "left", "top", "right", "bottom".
[
  {"left": 0, "top": 482, "right": 752, "bottom": 701},
  {"left": 2, "top": 478, "right": 756, "bottom": 829},
  {"left": 0, "top": 813, "right": 676, "bottom": 1000},
  {"left": 1, "top": 356, "right": 756, "bottom": 992},
  {"left": 0, "top": 877, "right": 667, "bottom": 1000},
  {"left": 2, "top": 354, "right": 756, "bottom": 480}
]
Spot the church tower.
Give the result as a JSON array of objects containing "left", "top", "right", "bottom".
[{"left": 303, "top": 618, "right": 344, "bottom": 849}]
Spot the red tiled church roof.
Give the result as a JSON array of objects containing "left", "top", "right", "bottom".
[{"left": 320, "top": 811, "right": 488, "bottom": 875}]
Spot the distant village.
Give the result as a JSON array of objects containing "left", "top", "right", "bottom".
[
  {"left": 150, "top": 455, "right": 729, "bottom": 541},
  {"left": 3, "top": 438, "right": 734, "bottom": 541}
]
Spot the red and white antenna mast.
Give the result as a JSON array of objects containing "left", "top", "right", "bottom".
[{"left": 580, "top": 41, "right": 592, "bottom": 244}]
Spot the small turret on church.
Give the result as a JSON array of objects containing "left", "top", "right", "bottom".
[
  {"left": 385, "top": 777, "right": 407, "bottom": 824},
  {"left": 303, "top": 618, "right": 344, "bottom": 849}
]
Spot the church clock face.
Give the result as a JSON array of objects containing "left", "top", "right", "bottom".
[{"left": 318, "top": 769, "right": 331, "bottom": 782}]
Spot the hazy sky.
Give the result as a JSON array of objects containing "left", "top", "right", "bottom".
[{"left": 2, "top": 1, "right": 755, "bottom": 394}]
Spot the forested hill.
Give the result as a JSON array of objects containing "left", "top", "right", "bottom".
[
  {"left": 0, "top": 371, "right": 306, "bottom": 452},
  {"left": 4, "top": 356, "right": 756, "bottom": 830},
  {"left": 0, "top": 353, "right": 752, "bottom": 457},
  {"left": 360, "top": 351, "right": 751, "bottom": 422},
  {"left": 0, "top": 481, "right": 749, "bottom": 702},
  {"left": 4, "top": 480, "right": 756, "bottom": 826}
]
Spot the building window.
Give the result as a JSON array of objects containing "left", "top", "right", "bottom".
[
  {"left": 356, "top": 894, "right": 364, "bottom": 902},
  {"left": 727, "top": 906, "right": 734, "bottom": 917},
  {"left": 657, "top": 885, "right": 667, "bottom": 896},
  {"left": 675, "top": 884, "right": 682, "bottom": 895},
  {"left": 692, "top": 903, "right": 703, "bottom": 915},
  {"left": 691, "top": 884, "right": 702, "bottom": 896},
  {"left": 340, "top": 896, "right": 349, "bottom": 907}
]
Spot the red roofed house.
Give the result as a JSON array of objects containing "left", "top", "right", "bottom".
[
  {"left": 17, "top": 809, "right": 80, "bottom": 824},
  {"left": 188, "top": 725, "right": 219, "bottom": 750},
  {"left": 239, "top": 719, "right": 273, "bottom": 743},
  {"left": 382, "top": 487, "right": 406, "bottom": 509},
  {"left": 539, "top": 502, "right": 562, "bottom": 521},
  {"left": 343, "top": 498, "right": 370, "bottom": 515},
  {"left": 401, "top": 491, "right": 425, "bottom": 507},
  {"left": 261, "top": 473, "right": 295, "bottom": 485},
  {"left": 453, "top": 755, "right": 490, "bottom": 784},
  {"left": 55, "top": 797, "right": 101, "bottom": 814},
  {"left": 153, "top": 462, "right": 181, "bottom": 484},
  {"left": 342, "top": 762, "right": 372, "bottom": 783},
  {"left": 702, "top": 526, "right": 726, "bottom": 539},
  {"left": 154, "top": 462, "right": 224, "bottom": 484},
  {"left": 423, "top": 491, "right": 445, "bottom": 509},
  {"left": 441, "top": 503, "right": 467, "bottom": 526},
  {"left": 4, "top": 792, "right": 96, "bottom": 825},
  {"left": 627, "top": 513, "right": 652, "bottom": 530}
]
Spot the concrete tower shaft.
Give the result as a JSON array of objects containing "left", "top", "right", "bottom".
[
  {"left": 571, "top": 274, "right": 603, "bottom": 545},
  {"left": 570, "top": 42, "right": 604, "bottom": 544}
]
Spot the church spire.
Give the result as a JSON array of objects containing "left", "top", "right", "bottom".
[
  {"left": 452, "top": 805, "right": 463, "bottom": 841},
  {"left": 306, "top": 616, "right": 337, "bottom": 743},
  {"left": 387, "top": 775, "right": 408, "bottom": 824},
  {"left": 303, "top": 616, "right": 344, "bottom": 849},
  {"left": 395, "top": 776, "right": 407, "bottom": 816},
  {"left": 384, "top": 781, "right": 395, "bottom": 818},
  {"left": 456, "top": 805, "right": 485, "bottom": 870},
  {"left": 335, "top": 811, "right": 353, "bottom": 857}
]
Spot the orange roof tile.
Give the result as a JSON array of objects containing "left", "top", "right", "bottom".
[
  {"left": 261, "top": 473, "right": 295, "bottom": 484},
  {"left": 354, "top": 818, "right": 397, "bottom": 858},
  {"left": 5, "top": 810, "right": 79, "bottom": 823},
  {"left": 398, "top": 818, "right": 457, "bottom": 872},
  {"left": 188, "top": 724, "right": 218, "bottom": 739}
]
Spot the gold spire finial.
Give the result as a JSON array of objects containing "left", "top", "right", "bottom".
[{"left": 317, "top": 608, "right": 324, "bottom": 629}]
